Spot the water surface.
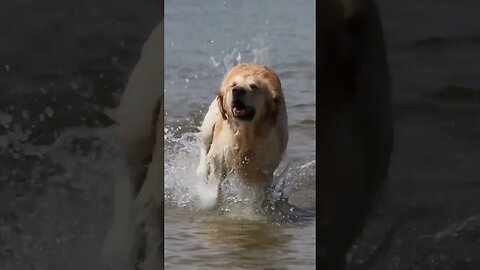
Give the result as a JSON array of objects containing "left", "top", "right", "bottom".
[{"left": 164, "top": 0, "right": 316, "bottom": 269}]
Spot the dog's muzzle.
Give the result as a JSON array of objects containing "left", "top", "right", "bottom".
[{"left": 231, "top": 88, "right": 255, "bottom": 121}]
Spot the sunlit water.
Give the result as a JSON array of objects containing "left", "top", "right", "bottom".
[{"left": 164, "top": 0, "right": 316, "bottom": 268}]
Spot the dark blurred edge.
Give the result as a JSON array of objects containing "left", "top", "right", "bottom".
[
  {"left": 0, "top": 0, "right": 163, "bottom": 144},
  {"left": 0, "top": 0, "right": 163, "bottom": 268}
]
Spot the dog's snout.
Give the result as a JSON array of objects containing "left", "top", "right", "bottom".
[{"left": 232, "top": 87, "right": 246, "bottom": 99}]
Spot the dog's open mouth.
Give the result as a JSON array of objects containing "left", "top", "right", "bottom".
[
  {"left": 232, "top": 105, "right": 246, "bottom": 117},
  {"left": 232, "top": 103, "right": 255, "bottom": 121}
]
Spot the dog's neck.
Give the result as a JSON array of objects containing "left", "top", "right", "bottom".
[{"left": 228, "top": 119, "right": 270, "bottom": 159}]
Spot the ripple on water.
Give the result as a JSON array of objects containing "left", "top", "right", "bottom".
[{"left": 164, "top": 117, "right": 316, "bottom": 268}]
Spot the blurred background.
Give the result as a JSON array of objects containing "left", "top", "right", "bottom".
[
  {"left": 0, "top": 0, "right": 161, "bottom": 269},
  {"left": 350, "top": 1, "right": 480, "bottom": 269},
  {"left": 0, "top": 0, "right": 478, "bottom": 269}
]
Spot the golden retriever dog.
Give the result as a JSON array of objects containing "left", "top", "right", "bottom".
[
  {"left": 316, "top": 0, "right": 393, "bottom": 269},
  {"left": 102, "top": 20, "right": 163, "bottom": 270},
  {"left": 196, "top": 63, "right": 288, "bottom": 205}
]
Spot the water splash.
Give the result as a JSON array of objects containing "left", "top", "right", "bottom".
[
  {"left": 164, "top": 119, "right": 316, "bottom": 222},
  {"left": 208, "top": 36, "right": 272, "bottom": 73},
  {"left": 166, "top": 34, "right": 314, "bottom": 222}
]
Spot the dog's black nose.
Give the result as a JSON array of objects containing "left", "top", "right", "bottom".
[{"left": 232, "top": 87, "right": 246, "bottom": 99}]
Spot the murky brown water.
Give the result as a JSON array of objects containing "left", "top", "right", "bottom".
[{"left": 165, "top": 208, "right": 315, "bottom": 269}]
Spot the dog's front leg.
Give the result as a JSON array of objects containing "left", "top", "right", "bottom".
[
  {"left": 196, "top": 99, "right": 220, "bottom": 180},
  {"left": 196, "top": 145, "right": 209, "bottom": 180}
]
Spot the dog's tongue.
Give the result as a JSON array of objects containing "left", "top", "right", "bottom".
[{"left": 233, "top": 106, "right": 245, "bottom": 117}]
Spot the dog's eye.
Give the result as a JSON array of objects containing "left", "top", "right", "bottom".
[{"left": 249, "top": 84, "right": 258, "bottom": 89}]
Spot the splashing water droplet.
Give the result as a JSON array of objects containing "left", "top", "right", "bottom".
[{"left": 44, "top": 106, "right": 54, "bottom": 118}]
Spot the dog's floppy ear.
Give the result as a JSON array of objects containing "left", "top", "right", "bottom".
[
  {"left": 267, "top": 96, "right": 281, "bottom": 123},
  {"left": 217, "top": 92, "right": 227, "bottom": 120}
]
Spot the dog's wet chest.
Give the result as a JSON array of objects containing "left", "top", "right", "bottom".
[{"left": 207, "top": 128, "right": 280, "bottom": 176}]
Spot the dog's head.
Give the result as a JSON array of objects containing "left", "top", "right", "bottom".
[{"left": 217, "top": 64, "right": 283, "bottom": 124}]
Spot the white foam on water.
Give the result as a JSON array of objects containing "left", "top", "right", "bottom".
[
  {"left": 164, "top": 127, "right": 226, "bottom": 211},
  {"left": 164, "top": 120, "right": 316, "bottom": 222}
]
